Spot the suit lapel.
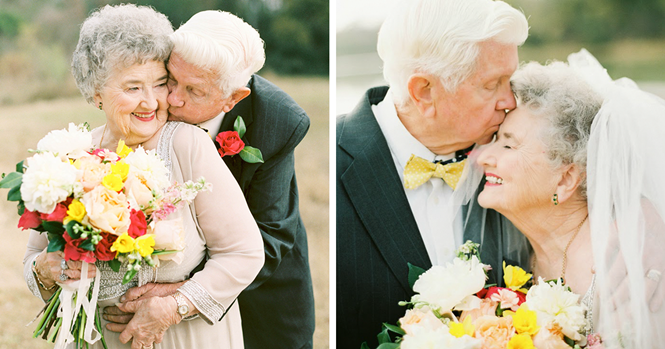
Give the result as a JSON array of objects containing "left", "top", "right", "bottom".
[
  {"left": 339, "top": 88, "right": 430, "bottom": 293},
  {"left": 218, "top": 77, "right": 256, "bottom": 181}
]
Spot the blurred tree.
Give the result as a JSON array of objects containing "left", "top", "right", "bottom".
[{"left": 0, "top": 10, "right": 21, "bottom": 39}]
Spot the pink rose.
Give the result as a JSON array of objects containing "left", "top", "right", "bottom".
[
  {"left": 128, "top": 209, "right": 147, "bottom": 238},
  {"left": 150, "top": 215, "right": 186, "bottom": 264},
  {"left": 76, "top": 155, "right": 111, "bottom": 192},
  {"left": 473, "top": 315, "right": 515, "bottom": 349},
  {"left": 460, "top": 298, "right": 499, "bottom": 322},
  {"left": 490, "top": 288, "right": 522, "bottom": 311},
  {"left": 485, "top": 287, "right": 526, "bottom": 306},
  {"left": 82, "top": 186, "right": 130, "bottom": 235},
  {"left": 215, "top": 131, "right": 245, "bottom": 157},
  {"left": 18, "top": 210, "right": 42, "bottom": 230}
]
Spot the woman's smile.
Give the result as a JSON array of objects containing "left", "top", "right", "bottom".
[{"left": 131, "top": 111, "right": 156, "bottom": 121}]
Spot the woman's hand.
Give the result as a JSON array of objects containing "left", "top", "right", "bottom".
[
  {"left": 117, "top": 296, "right": 182, "bottom": 349},
  {"left": 34, "top": 250, "right": 97, "bottom": 285}
]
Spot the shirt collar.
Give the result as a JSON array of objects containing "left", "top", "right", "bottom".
[
  {"left": 372, "top": 88, "right": 454, "bottom": 170},
  {"left": 197, "top": 111, "right": 226, "bottom": 135}
]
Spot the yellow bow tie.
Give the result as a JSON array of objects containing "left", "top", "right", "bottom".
[{"left": 403, "top": 154, "right": 466, "bottom": 190}]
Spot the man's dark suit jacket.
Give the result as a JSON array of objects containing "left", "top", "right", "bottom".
[
  {"left": 337, "top": 86, "right": 515, "bottom": 349},
  {"left": 215, "top": 75, "right": 315, "bottom": 349}
]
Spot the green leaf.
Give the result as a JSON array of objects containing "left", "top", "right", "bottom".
[
  {"left": 0, "top": 171, "right": 22, "bottom": 189},
  {"left": 65, "top": 221, "right": 80, "bottom": 239},
  {"left": 108, "top": 259, "right": 121, "bottom": 272},
  {"left": 17, "top": 201, "right": 25, "bottom": 215},
  {"left": 408, "top": 263, "right": 426, "bottom": 289},
  {"left": 150, "top": 249, "right": 177, "bottom": 256},
  {"left": 376, "top": 344, "right": 399, "bottom": 349},
  {"left": 16, "top": 160, "right": 25, "bottom": 173},
  {"left": 233, "top": 116, "right": 246, "bottom": 139},
  {"left": 239, "top": 146, "right": 264, "bottom": 163},
  {"left": 383, "top": 323, "right": 405, "bottom": 336},
  {"left": 7, "top": 185, "right": 21, "bottom": 201},
  {"left": 377, "top": 327, "right": 391, "bottom": 344},
  {"left": 122, "top": 269, "right": 138, "bottom": 284},
  {"left": 360, "top": 342, "right": 370, "bottom": 349},
  {"left": 79, "top": 239, "right": 95, "bottom": 252},
  {"left": 42, "top": 221, "right": 65, "bottom": 235},
  {"left": 47, "top": 233, "right": 66, "bottom": 253}
]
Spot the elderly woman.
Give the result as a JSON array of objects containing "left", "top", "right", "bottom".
[
  {"left": 476, "top": 53, "right": 665, "bottom": 348},
  {"left": 23, "top": 4, "right": 263, "bottom": 349}
]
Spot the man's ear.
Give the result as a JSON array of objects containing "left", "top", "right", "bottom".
[
  {"left": 554, "top": 164, "right": 584, "bottom": 204},
  {"left": 407, "top": 74, "right": 435, "bottom": 119},
  {"left": 221, "top": 87, "right": 251, "bottom": 113}
]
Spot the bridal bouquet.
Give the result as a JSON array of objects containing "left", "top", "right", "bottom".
[
  {"left": 0, "top": 123, "right": 211, "bottom": 349},
  {"left": 366, "top": 241, "right": 604, "bottom": 349}
]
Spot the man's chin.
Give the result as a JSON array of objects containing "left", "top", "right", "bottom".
[{"left": 167, "top": 113, "right": 184, "bottom": 122}]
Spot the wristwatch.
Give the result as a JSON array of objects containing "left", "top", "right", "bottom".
[{"left": 171, "top": 292, "right": 189, "bottom": 318}]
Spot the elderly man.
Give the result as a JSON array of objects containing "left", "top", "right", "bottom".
[
  {"left": 105, "top": 10, "right": 315, "bottom": 349},
  {"left": 336, "top": 0, "right": 529, "bottom": 347}
]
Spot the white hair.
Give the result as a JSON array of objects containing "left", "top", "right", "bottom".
[
  {"left": 170, "top": 11, "right": 266, "bottom": 98},
  {"left": 511, "top": 61, "right": 604, "bottom": 197},
  {"left": 71, "top": 4, "right": 173, "bottom": 104},
  {"left": 377, "top": 0, "right": 529, "bottom": 106}
]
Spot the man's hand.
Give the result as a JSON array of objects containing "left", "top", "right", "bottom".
[
  {"left": 116, "top": 296, "right": 181, "bottom": 349},
  {"left": 104, "top": 281, "right": 186, "bottom": 332}
]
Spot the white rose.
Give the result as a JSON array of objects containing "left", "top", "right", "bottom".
[
  {"left": 21, "top": 152, "right": 77, "bottom": 214},
  {"left": 412, "top": 256, "right": 487, "bottom": 313},
  {"left": 401, "top": 325, "right": 481, "bottom": 349},
  {"left": 124, "top": 146, "right": 170, "bottom": 191},
  {"left": 525, "top": 277, "right": 587, "bottom": 341},
  {"left": 399, "top": 307, "right": 446, "bottom": 336},
  {"left": 37, "top": 123, "right": 93, "bottom": 159},
  {"left": 150, "top": 216, "right": 186, "bottom": 264}
]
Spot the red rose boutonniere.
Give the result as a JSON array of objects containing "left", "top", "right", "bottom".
[{"left": 215, "top": 116, "right": 264, "bottom": 163}]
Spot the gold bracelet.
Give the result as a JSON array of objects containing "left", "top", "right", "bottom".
[{"left": 32, "top": 260, "right": 57, "bottom": 291}]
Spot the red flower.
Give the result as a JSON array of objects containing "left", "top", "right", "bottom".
[
  {"left": 63, "top": 233, "right": 96, "bottom": 263},
  {"left": 95, "top": 233, "right": 118, "bottom": 261},
  {"left": 128, "top": 209, "right": 147, "bottom": 238},
  {"left": 485, "top": 286, "right": 527, "bottom": 305},
  {"left": 18, "top": 210, "right": 42, "bottom": 230},
  {"left": 215, "top": 131, "right": 245, "bottom": 157},
  {"left": 40, "top": 202, "right": 69, "bottom": 222}
]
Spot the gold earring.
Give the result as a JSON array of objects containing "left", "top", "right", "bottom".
[
  {"left": 98, "top": 102, "right": 103, "bottom": 110},
  {"left": 552, "top": 193, "right": 559, "bottom": 206}
]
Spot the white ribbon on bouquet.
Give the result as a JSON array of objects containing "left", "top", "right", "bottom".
[{"left": 54, "top": 262, "right": 102, "bottom": 348}]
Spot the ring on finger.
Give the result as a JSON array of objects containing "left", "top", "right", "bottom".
[
  {"left": 647, "top": 269, "right": 661, "bottom": 282},
  {"left": 60, "top": 259, "right": 69, "bottom": 270},
  {"left": 59, "top": 270, "right": 69, "bottom": 281}
]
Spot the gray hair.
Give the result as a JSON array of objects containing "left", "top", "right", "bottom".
[
  {"left": 377, "top": 0, "right": 529, "bottom": 106},
  {"left": 71, "top": 4, "right": 173, "bottom": 104},
  {"left": 170, "top": 11, "right": 265, "bottom": 98},
  {"left": 511, "top": 61, "right": 604, "bottom": 197}
]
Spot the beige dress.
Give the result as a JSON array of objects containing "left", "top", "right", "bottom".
[{"left": 23, "top": 122, "right": 264, "bottom": 349}]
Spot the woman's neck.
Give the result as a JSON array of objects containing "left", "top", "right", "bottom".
[
  {"left": 95, "top": 124, "right": 163, "bottom": 151},
  {"left": 501, "top": 203, "right": 593, "bottom": 292}
]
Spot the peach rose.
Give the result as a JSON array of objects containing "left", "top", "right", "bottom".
[
  {"left": 150, "top": 216, "right": 186, "bottom": 264},
  {"left": 76, "top": 155, "right": 111, "bottom": 192},
  {"left": 532, "top": 323, "right": 570, "bottom": 349},
  {"left": 399, "top": 307, "right": 445, "bottom": 336},
  {"left": 82, "top": 186, "right": 130, "bottom": 235},
  {"left": 124, "top": 174, "right": 154, "bottom": 211},
  {"left": 473, "top": 315, "right": 515, "bottom": 349},
  {"left": 461, "top": 299, "right": 499, "bottom": 323}
]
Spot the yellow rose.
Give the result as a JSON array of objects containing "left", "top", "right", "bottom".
[
  {"left": 102, "top": 173, "right": 124, "bottom": 192},
  {"left": 75, "top": 155, "right": 111, "bottom": 192},
  {"left": 82, "top": 186, "right": 130, "bottom": 235},
  {"left": 116, "top": 140, "right": 133, "bottom": 158},
  {"left": 503, "top": 261, "right": 532, "bottom": 293},
  {"left": 136, "top": 234, "right": 155, "bottom": 257},
  {"left": 511, "top": 305, "right": 539, "bottom": 336},
  {"left": 110, "top": 160, "right": 129, "bottom": 181},
  {"left": 449, "top": 316, "right": 475, "bottom": 338},
  {"left": 111, "top": 232, "right": 135, "bottom": 254},
  {"left": 124, "top": 174, "right": 154, "bottom": 210},
  {"left": 507, "top": 333, "right": 535, "bottom": 349},
  {"left": 474, "top": 315, "right": 515, "bottom": 349},
  {"left": 65, "top": 199, "right": 86, "bottom": 223}
]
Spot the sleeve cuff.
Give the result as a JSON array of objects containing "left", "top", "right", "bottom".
[
  {"left": 25, "top": 255, "right": 44, "bottom": 300},
  {"left": 178, "top": 279, "right": 226, "bottom": 325}
]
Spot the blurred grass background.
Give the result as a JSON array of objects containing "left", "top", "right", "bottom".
[
  {"left": 0, "top": 1, "right": 329, "bottom": 348},
  {"left": 337, "top": 0, "right": 665, "bottom": 113}
]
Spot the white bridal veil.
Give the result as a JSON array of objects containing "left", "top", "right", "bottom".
[{"left": 569, "top": 49, "right": 665, "bottom": 348}]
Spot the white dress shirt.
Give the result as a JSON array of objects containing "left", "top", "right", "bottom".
[
  {"left": 372, "top": 89, "right": 464, "bottom": 266},
  {"left": 198, "top": 111, "right": 226, "bottom": 136}
]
